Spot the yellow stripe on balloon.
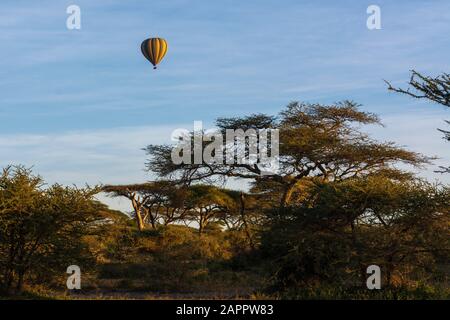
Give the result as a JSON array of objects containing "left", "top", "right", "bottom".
[
  {"left": 155, "top": 38, "right": 161, "bottom": 64},
  {"left": 157, "top": 39, "right": 168, "bottom": 65}
]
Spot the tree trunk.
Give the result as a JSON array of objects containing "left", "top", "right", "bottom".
[
  {"left": 131, "top": 197, "right": 145, "bottom": 231},
  {"left": 240, "top": 193, "right": 255, "bottom": 250},
  {"left": 137, "top": 212, "right": 145, "bottom": 231},
  {"left": 149, "top": 214, "right": 156, "bottom": 229},
  {"left": 198, "top": 210, "right": 206, "bottom": 235},
  {"left": 198, "top": 222, "right": 204, "bottom": 235}
]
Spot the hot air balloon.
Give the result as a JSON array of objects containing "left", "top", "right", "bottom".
[{"left": 141, "top": 37, "right": 168, "bottom": 69}]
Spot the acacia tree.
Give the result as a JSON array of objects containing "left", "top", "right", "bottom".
[
  {"left": 103, "top": 181, "right": 190, "bottom": 230},
  {"left": 104, "top": 182, "right": 246, "bottom": 234},
  {"left": 0, "top": 166, "right": 106, "bottom": 294},
  {"left": 145, "top": 101, "right": 427, "bottom": 210},
  {"left": 184, "top": 185, "right": 235, "bottom": 235},
  {"left": 103, "top": 184, "right": 149, "bottom": 231},
  {"left": 216, "top": 190, "right": 262, "bottom": 250},
  {"left": 386, "top": 70, "right": 450, "bottom": 172},
  {"left": 263, "top": 174, "right": 449, "bottom": 292}
]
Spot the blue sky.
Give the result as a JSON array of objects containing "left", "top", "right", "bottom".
[{"left": 0, "top": 0, "right": 449, "bottom": 199}]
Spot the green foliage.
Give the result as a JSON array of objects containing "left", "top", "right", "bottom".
[
  {"left": 145, "top": 101, "right": 428, "bottom": 213},
  {"left": 97, "top": 224, "right": 261, "bottom": 294},
  {"left": 0, "top": 165, "right": 109, "bottom": 294},
  {"left": 262, "top": 175, "right": 450, "bottom": 294}
]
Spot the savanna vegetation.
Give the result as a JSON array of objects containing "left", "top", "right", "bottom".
[{"left": 1, "top": 82, "right": 449, "bottom": 299}]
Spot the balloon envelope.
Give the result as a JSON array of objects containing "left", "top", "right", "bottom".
[{"left": 141, "top": 38, "right": 168, "bottom": 69}]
